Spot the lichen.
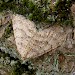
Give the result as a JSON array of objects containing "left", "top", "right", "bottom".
[{"left": 0, "top": 50, "right": 36, "bottom": 75}]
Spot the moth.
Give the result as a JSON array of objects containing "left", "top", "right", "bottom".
[{"left": 12, "top": 14, "right": 68, "bottom": 60}]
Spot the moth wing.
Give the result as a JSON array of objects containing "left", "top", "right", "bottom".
[
  {"left": 12, "top": 14, "right": 67, "bottom": 60},
  {"left": 12, "top": 14, "right": 36, "bottom": 59}
]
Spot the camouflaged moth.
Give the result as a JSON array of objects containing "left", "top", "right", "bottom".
[{"left": 12, "top": 14, "right": 68, "bottom": 60}]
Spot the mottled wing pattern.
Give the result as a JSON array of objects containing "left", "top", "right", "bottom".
[{"left": 12, "top": 14, "right": 68, "bottom": 60}]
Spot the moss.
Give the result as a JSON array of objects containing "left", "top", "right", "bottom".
[
  {"left": 0, "top": 0, "right": 74, "bottom": 26},
  {"left": 54, "top": 0, "right": 73, "bottom": 26},
  {"left": 2, "top": 23, "right": 13, "bottom": 39}
]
